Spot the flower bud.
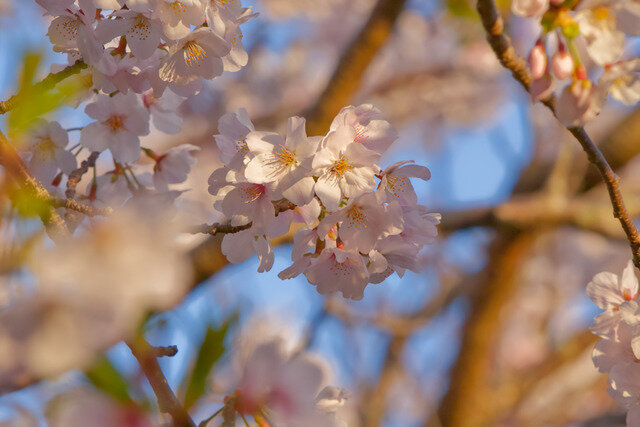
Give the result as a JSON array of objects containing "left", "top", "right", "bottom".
[
  {"left": 551, "top": 50, "right": 574, "bottom": 80},
  {"left": 528, "top": 42, "right": 548, "bottom": 80}
]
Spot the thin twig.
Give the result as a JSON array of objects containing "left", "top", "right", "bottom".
[
  {"left": 476, "top": 0, "right": 640, "bottom": 268},
  {"left": 66, "top": 151, "right": 99, "bottom": 200},
  {"left": 0, "top": 61, "right": 87, "bottom": 115},
  {"left": 189, "top": 200, "right": 297, "bottom": 236},
  {"left": 127, "top": 337, "right": 195, "bottom": 427},
  {"left": 51, "top": 198, "right": 112, "bottom": 217}
]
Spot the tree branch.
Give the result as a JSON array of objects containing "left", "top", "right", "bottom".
[
  {"left": 304, "top": 0, "right": 408, "bottom": 135},
  {"left": 127, "top": 337, "right": 195, "bottom": 427},
  {"left": 476, "top": 0, "right": 640, "bottom": 268},
  {"left": 0, "top": 61, "right": 87, "bottom": 115}
]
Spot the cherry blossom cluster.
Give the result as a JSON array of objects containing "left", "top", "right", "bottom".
[
  {"left": 512, "top": 0, "right": 640, "bottom": 126},
  {"left": 588, "top": 261, "right": 640, "bottom": 425},
  {"left": 208, "top": 104, "right": 440, "bottom": 300},
  {"left": 26, "top": 0, "right": 255, "bottom": 204}
]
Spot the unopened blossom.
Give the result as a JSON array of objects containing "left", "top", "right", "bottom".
[
  {"left": 530, "top": 74, "right": 554, "bottom": 102},
  {"left": 245, "top": 116, "right": 320, "bottom": 205},
  {"left": 24, "top": 121, "right": 76, "bottom": 185},
  {"left": 95, "top": 10, "right": 163, "bottom": 59},
  {"left": 528, "top": 41, "right": 547, "bottom": 80},
  {"left": 376, "top": 160, "right": 431, "bottom": 206},
  {"left": 81, "top": 93, "right": 150, "bottom": 163},
  {"left": 312, "top": 126, "right": 380, "bottom": 211},
  {"left": 599, "top": 59, "right": 640, "bottom": 105},
  {"left": 576, "top": 8, "right": 625, "bottom": 66},
  {"left": 511, "top": 0, "right": 548, "bottom": 17},
  {"left": 159, "top": 27, "right": 230, "bottom": 85},
  {"left": 556, "top": 79, "right": 605, "bottom": 127},
  {"left": 551, "top": 50, "right": 574, "bottom": 80},
  {"left": 151, "top": 144, "right": 199, "bottom": 191},
  {"left": 304, "top": 247, "right": 369, "bottom": 300},
  {"left": 318, "top": 192, "right": 403, "bottom": 253},
  {"left": 142, "top": 89, "right": 184, "bottom": 134},
  {"left": 329, "top": 104, "right": 397, "bottom": 154},
  {"left": 214, "top": 108, "right": 255, "bottom": 170}
]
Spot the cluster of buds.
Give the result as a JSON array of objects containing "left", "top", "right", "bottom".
[
  {"left": 209, "top": 105, "right": 440, "bottom": 300},
  {"left": 513, "top": 0, "right": 640, "bottom": 126}
]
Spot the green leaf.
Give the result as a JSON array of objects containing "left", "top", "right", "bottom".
[
  {"left": 7, "top": 52, "right": 84, "bottom": 135},
  {"left": 85, "top": 357, "right": 132, "bottom": 403},
  {"left": 183, "top": 316, "right": 237, "bottom": 410}
]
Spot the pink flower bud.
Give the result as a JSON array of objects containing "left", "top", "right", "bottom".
[
  {"left": 551, "top": 51, "right": 574, "bottom": 80},
  {"left": 528, "top": 43, "right": 548, "bottom": 80}
]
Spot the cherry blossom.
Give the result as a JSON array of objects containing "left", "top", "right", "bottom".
[
  {"left": 328, "top": 104, "right": 398, "bottom": 155},
  {"left": 376, "top": 160, "right": 431, "bottom": 206},
  {"left": 312, "top": 126, "right": 380, "bottom": 211},
  {"left": 149, "top": 144, "right": 199, "bottom": 191},
  {"left": 599, "top": 59, "right": 640, "bottom": 105},
  {"left": 304, "top": 247, "right": 369, "bottom": 300},
  {"left": 23, "top": 121, "right": 76, "bottom": 185},
  {"left": 556, "top": 79, "right": 606, "bottom": 127},
  {"left": 82, "top": 93, "right": 151, "bottom": 161},
  {"left": 511, "top": 0, "right": 548, "bottom": 17},
  {"left": 245, "top": 117, "right": 320, "bottom": 205},
  {"left": 158, "top": 27, "right": 230, "bottom": 86},
  {"left": 95, "top": 10, "right": 163, "bottom": 59}
]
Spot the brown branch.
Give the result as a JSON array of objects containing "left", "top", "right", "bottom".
[
  {"left": 0, "top": 130, "right": 68, "bottom": 240},
  {"left": 304, "top": 0, "right": 408, "bottom": 135},
  {"left": 127, "top": 337, "right": 195, "bottom": 427},
  {"left": 66, "top": 151, "right": 99, "bottom": 200},
  {"left": 438, "top": 230, "right": 539, "bottom": 427},
  {"left": 51, "top": 197, "right": 112, "bottom": 217},
  {"left": 476, "top": 0, "right": 640, "bottom": 269},
  {"left": 0, "top": 61, "right": 87, "bottom": 115},
  {"left": 189, "top": 200, "right": 296, "bottom": 236}
]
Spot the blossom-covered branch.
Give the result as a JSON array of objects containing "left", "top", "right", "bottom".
[{"left": 476, "top": 0, "right": 640, "bottom": 269}]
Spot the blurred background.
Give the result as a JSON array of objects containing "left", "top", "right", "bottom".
[{"left": 1, "top": 0, "right": 640, "bottom": 425}]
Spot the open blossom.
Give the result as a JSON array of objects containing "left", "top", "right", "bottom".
[
  {"left": 609, "top": 362, "right": 640, "bottom": 426},
  {"left": 312, "top": 126, "right": 380, "bottom": 211},
  {"left": 245, "top": 117, "right": 320, "bottom": 205},
  {"left": 96, "top": 10, "right": 163, "bottom": 59},
  {"left": 23, "top": 121, "right": 76, "bottom": 185},
  {"left": 156, "top": 0, "right": 206, "bottom": 39},
  {"left": 599, "top": 59, "right": 640, "bottom": 105},
  {"left": 219, "top": 182, "right": 276, "bottom": 229},
  {"left": 556, "top": 79, "right": 606, "bottom": 127},
  {"left": 151, "top": 144, "right": 199, "bottom": 191},
  {"left": 376, "top": 160, "right": 431, "bottom": 206},
  {"left": 214, "top": 108, "right": 255, "bottom": 169},
  {"left": 142, "top": 89, "right": 184, "bottom": 134},
  {"left": 329, "top": 104, "right": 397, "bottom": 155},
  {"left": 81, "top": 93, "right": 150, "bottom": 163},
  {"left": 159, "top": 27, "right": 230, "bottom": 86},
  {"left": 511, "top": 0, "right": 548, "bottom": 17},
  {"left": 575, "top": 8, "right": 625, "bottom": 66},
  {"left": 230, "top": 338, "right": 342, "bottom": 426},
  {"left": 304, "top": 247, "right": 369, "bottom": 300},
  {"left": 318, "top": 193, "right": 403, "bottom": 253},
  {"left": 587, "top": 260, "right": 638, "bottom": 337},
  {"left": 221, "top": 227, "right": 274, "bottom": 273}
]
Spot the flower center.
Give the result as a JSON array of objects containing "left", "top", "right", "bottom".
[
  {"left": 386, "top": 175, "right": 408, "bottom": 197},
  {"left": 105, "top": 115, "right": 125, "bottom": 133},
  {"left": 170, "top": 1, "right": 187, "bottom": 13},
  {"left": 330, "top": 156, "right": 353, "bottom": 177},
  {"left": 184, "top": 41, "right": 207, "bottom": 67},
  {"left": 235, "top": 139, "right": 248, "bottom": 154},
  {"left": 275, "top": 144, "right": 297, "bottom": 167},
  {"left": 347, "top": 206, "right": 368, "bottom": 231},
  {"left": 241, "top": 184, "right": 265, "bottom": 204}
]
